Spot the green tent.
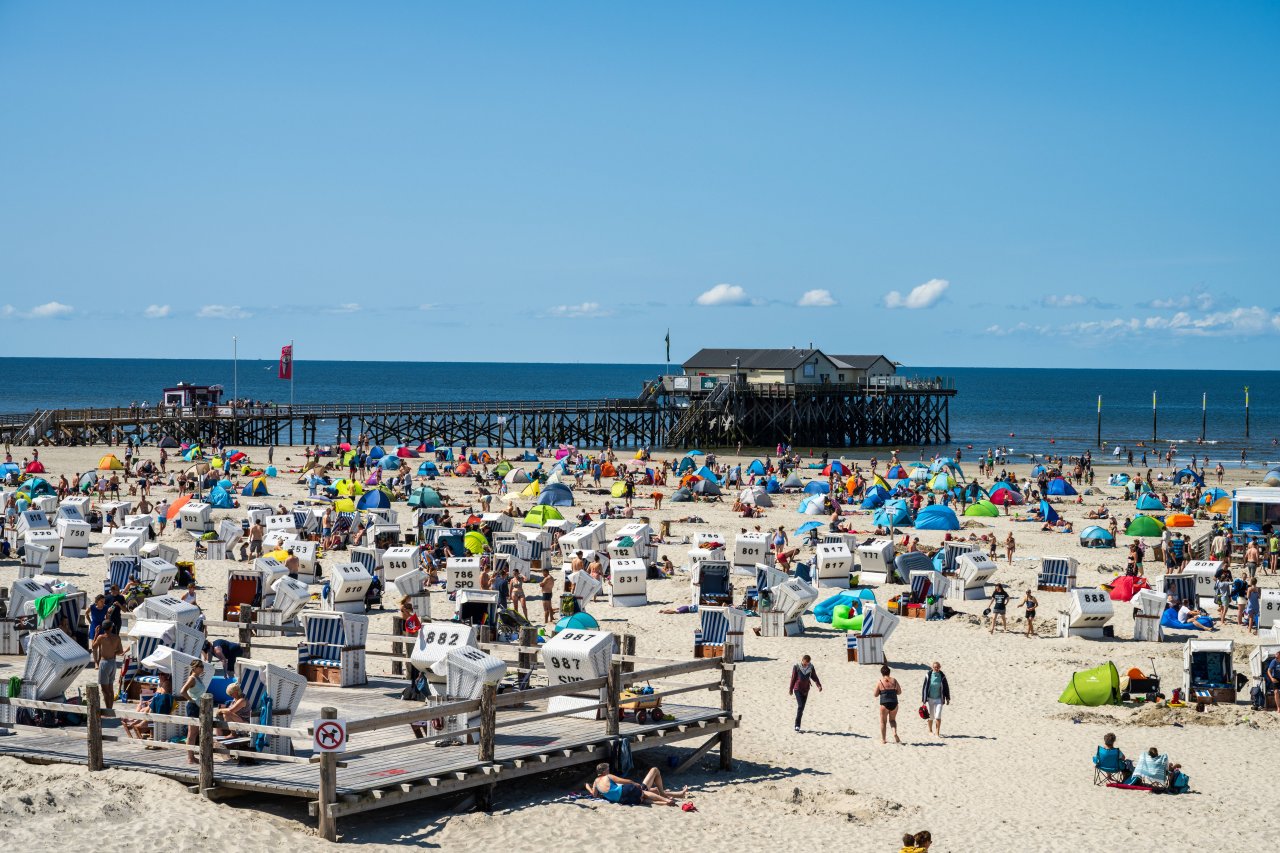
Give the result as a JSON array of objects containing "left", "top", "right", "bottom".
[
  {"left": 408, "top": 487, "right": 442, "bottom": 508},
  {"left": 495, "top": 461, "right": 512, "bottom": 477},
  {"left": 523, "top": 505, "right": 563, "bottom": 526},
  {"left": 610, "top": 481, "right": 627, "bottom": 498},
  {"left": 1058, "top": 662, "right": 1120, "bottom": 706},
  {"left": 463, "top": 530, "right": 489, "bottom": 554},
  {"left": 963, "top": 499, "right": 999, "bottom": 518},
  {"left": 1125, "top": 515, "right": 1164, "bottom": 537}
]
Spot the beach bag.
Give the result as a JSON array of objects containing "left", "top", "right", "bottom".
[
  {"left": 611, "top": 737, "right": 634, "bottom": 777},
  {"left": 918, "top": 704, "right": 930, "bottom": 720}
]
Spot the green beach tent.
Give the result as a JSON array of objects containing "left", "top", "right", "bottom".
[
  {"left": 1058, "top": 662, "right": 1120, "bottom": 706},
  {"left": 610, "top": 481, "right": 627, "bottom": 498},
  {"left": 408, "top": 487, "right": 442, "bottom": 508},
  {"left": 463, "top": 531, "right": 489, "bottom": 554},
  {"left": 1125, "top": 515, "right": 1164, "bottom": 537},
  {"left": 523, "top": 505, "right": 563, "bottom": 526},
  {"left": 963, "top": 499, "right": 1000, "bottom": 518}
]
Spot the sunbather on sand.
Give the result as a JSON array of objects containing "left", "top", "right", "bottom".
[{"left": 587, "top": 763, "right": 689, "bottom": 806}]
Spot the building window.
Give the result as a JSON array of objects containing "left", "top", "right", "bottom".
[
  {"left": 838, "top": 374, "right": 845, "bottom": 382},
  {"left": 802, "top": 363, "right": 816, "bottom": 378}
]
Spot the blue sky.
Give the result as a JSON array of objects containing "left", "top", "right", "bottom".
[{"left": 1, "top": 2, "right": 1277, "bottom": 368}]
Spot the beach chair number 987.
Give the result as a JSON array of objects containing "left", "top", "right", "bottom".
[{"left": 550, "top": 657, "right": 580, "bottom": 670}]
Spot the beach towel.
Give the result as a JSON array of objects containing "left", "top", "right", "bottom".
[
  {"left": 252, "top": 696, "right": 274, "bottom": 752},
  {"left": 1131, "top": 753, "right": 1169, "bottom": 787},
  {"left": 33, "top": 594, "right": 66, "bottom": 625}
]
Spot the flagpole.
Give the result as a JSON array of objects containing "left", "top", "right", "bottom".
[
  {"left": 233, "top": 336, "right": 238, "bottom": 407},
  {"left": 290, "top": 339, "right": 295, "bottom": 409}
]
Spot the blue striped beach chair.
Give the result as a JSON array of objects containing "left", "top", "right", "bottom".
[
  {"left": 105, "top": 556, "right": 140, "bottom": 593},
  {"left": 298, "top": 612, "right": 368, "bottom": 687}
]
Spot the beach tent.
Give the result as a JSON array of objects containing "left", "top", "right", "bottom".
[
  {"left": 821, "top": 460, "right": 846, "bottom": 476},
  {"left": 1135, "top": 494, "right": 1165, "bottom": 511},
  {"left": 1264, "top": 468, "right": 1280, "bottom": 488},
  {"left": 396, "top": 446, "right": 420, "bottom": 458},
  {"left": 861, "top": 489, "right": 888, "bottom": 509},
  {"left": 217, "top": 478, "right": 233, "bottom": 491},
  {"left": 357, "top": 489, "right": 392, "bottom": 510},
  {"left": 417, "top": 461, "right": 440, "bottom": 477},
  {"left": 524, "top": 506, "right": 563, "bottom": 526},
  {"left": 520, "top": 480, "right": 541, "bottom": 497},
  {"left": 77, "top": 471, "right": 97, "bottom": 491},
  {"left": 333, "top": 479, "right": 364, "bottom": 497},
  {"left": 408, "top": 487, "right": 442, "bottom": 508},
  {"left": 693, "top": 465, "right": 720, "bottom": 484},
  {"left": 377, "top": 455, "right": 400, "bottom": 470},
  {"left": 1108, "top": 474, "right": 1130, "bottom": 486},
  {"left": 1126, "top": 515, "right": 1164, "bottom": 537},
  {"left": 1038, "top": 500, "right": 1060, "bottom": 524},
  {"left": 1030, "top": 465, "right": 1047, "bottom": 477},
  {"left": 494, "top": 461, "right": 512, "bottom": 477},
  {"left": 265, "top": 465, "right": 278, "bottom": 477},
  {"left": 781, "top": 471, "right": 804, "bottom": 491},
  {"left": 555, "top": 612, "right": 600, "bottom": 632},
  {"left": 915, "top": 505, "right": 960, "bottom": 531},
  {"left": 208, "top": 486, "right": 234, "bottom": 509},
  {"left": 537, "top": 483, "right": 576, "bottom": 507},
  {"left": 600, "top": 461, "right": 617, "bottom": 478},
  {"left": 182, "top": 447, "right": 202, "bottom": 462},
  {"left": 1081, "top": 527, "right": 1112, "bottom": 551},
  {"left": 1, "top": 462, "right": 18, "bottom": 477},
  {"left": 797, "top": 495, "right": 826, "bottom": 515},
  {"left": 677, "top": 456, "right": 697, "bottom": 475},
  {"left": 463, "top": 531, "right": 489, "bottom": 554},
  {"left": 802, "top": 481, "right": 830, "bottom": 495},
  {"left": 988, "top": 487, "right": 1023, "bottom": 507},
  {"left": 739, "top": 486, "right": 772, "bottom": 507},
  {"left": 670, "top": 487, "right": 692, "bottom": 502},
  {"left": 1165, "top": 513, "right": 1195, "bottom": 528},
  {"left": 886, "top": 465, "right": 908, "bottom": 480},
  {"left": 17, "top": 477, "right": 55, "bottom": 498},
  {"left": 1057, "top": 662, "right": 1120, "bottom": 707},
  {"left": 1173, "top": 468, "right": 1205, "bottom": 486},
  {"left": 333, "top": 498, "right": 356, "bottom": 513},
  {"left": 455, "top": 461, "right": 472, "bottom": 476},
  {"left": 504, "top": 468, "right": 530, "bottom": 484},
  {"left": 240, "top": 477, "right": 269, "bottom": 497},
  {"left": 98, "top": 453, "right": 124, "bottom": 470},
  {"left": 369, "top": 447, "right": 386, "bottom": 460},
  {"left": 964, "top": 499, "right": 1000, "bottom": 518},
  {"left": 874, "top": 500, "right": 911, "bottom": 527},
  {"left": 909, "top": 467, "right": 931, "bottom": 483},
  {"left": 23, "top": 460, "right": 45, "bottom": 474},
  {"left": 765, "top": 475, "right": 781, "bottom": 494},
  {"left": 928, "top": 473, "right": 955, "bottom": 492},
  {"left": 1199, "top": 488, "right": 1228, "bottom": 505},
  {"left": 610, "top": 481, "right": 627, "bottom": 498},
  {"left": 692, "top": 479, "right": 721, "bottom": 496},
  {"left": 1135, "top": 480, "right": 1153, "bottom": 493},
  {"left": 1046, "top": 477, "right": 1077, "bottom": 496},
  {"left": 747, "top": 459, "right": 766, "bottom": 476},
  {"left": 158, "top": 436, "right": 179, "bottom": 448},
  {"left": 477, "top": 450, "right": 494, "bottom": 464},
  {"left": 1108, "top": 576, "right": 1150, "bottom": 602},
  {"left": 519, "top": 451, "right": 537, "bottom": 462}
]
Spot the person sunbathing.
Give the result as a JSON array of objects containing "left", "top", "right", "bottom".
[
  {"left": 586, "top": 763, "right": 688, "bottom": 806},
  {"left": 1085, "top": 505, "right": 1109, "bottom": 519}
]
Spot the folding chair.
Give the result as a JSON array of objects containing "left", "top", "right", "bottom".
[{"left": 1092, "top": 747, "right": 1128, "bottom": 785}]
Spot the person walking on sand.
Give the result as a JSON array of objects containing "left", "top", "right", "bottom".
[
  {"left": 1019, "top": 589, "right": 1038, "bottom": 637},
  {"left": 989, "top": 583, "right": 1010, "bottom": 634},
  {"left": 1004, "top": 532, "right": 1016, "bottom": 565},
  {"left": 921, "top": 662, "right": 950, "bottom": 738},
  {"left": 789, "top": 654, "right": 823, "bottom": 732},
  {"left": 90, "top": 622, "right": 124, "bottom": 710},
  {"left": 874, "top": 665, "right": 903, "bottom": 744}
]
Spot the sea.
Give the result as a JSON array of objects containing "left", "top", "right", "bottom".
[{"left": 2, "top": 358, "right": 1277, "bottom": 464}]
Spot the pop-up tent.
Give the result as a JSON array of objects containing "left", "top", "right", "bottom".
[
  {"left": 874, "top": 499, "right": 911, "bottom": 527},
  {"left": 915, "top": 505, "right": 959, "bottom": 531},
  {"left": 1108, "top": 576, "right": 1150, "bottom": 602},
  {"left": 408, "top": 487, "right": 442, "bottom": 508},
  {"left": 417, "top": 461, "right": 440, "bottom": 477},
  {"left": 1046, "top": 477, "right": 1076, "bottom": 496},
  {"left": 98, "top": 453, "right": 124, "bottom": 470},
  {"left": 781, "top": 471, "right": 804, "bottom": 491},
  {"left": 17, "top": 477, "right": 56, "bottom": 498},
  {"left": 207, "top": 486, "right": 234, "bottom": 509},
  {"left": 1173, "top": 468, "right": 1204, "bottom": 487},
  {"left": 368, "top": 447, "right": 386, "bottom": 460},
  {"left": 964, "top": 499, "right": 999, "bottom": 518},
  {"left": 537, "top": 483, "right": 575, "bottom": 507},
  {"left": 24, "top": 460, "right": 45, "bottom": 474},
  {"left": 610, "top": 481, "right": 627, "bottom": 498},
  {"left": 1079, "top": 525, "right": 1115, "bottom": 548},
  {"left": 1126, "top": 515, "right": 1164, "bottom": 537},
  {"left": 1038, "top": 500, "right": 1060, "bottom": 524},
  {"left": 803, "top": 481, "right": 830, "bottom": 495},
  {"left": 524, "top": 505, "right": 563, "bottom": 526},
  {"left": 989, "top": 487, "right": 1023, "bottom": 506},
  {"left": 357, "top": 489, "right": 392, "bottom": 510},
  {"left": 886, "top": 465, "right": 908, "bottom": 479},
  {"left": 1058, "top": 662, "right": 1120, "bottom": 706},
  {"left": 240, "top": 476, "right": 269, "bottom": 496},
  {"left": 1136, "top": 494, "right": 1165, "bottom": 511},
  {"left": 463, "top": 531, "right": 488, "bottom": 554},
  {"left": 747, "top": 459, "right": 766, "bottom": 476}
]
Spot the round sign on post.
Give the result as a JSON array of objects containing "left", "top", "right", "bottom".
[{"left": 313, "top": 718, "right": 348, "bottom": 753}]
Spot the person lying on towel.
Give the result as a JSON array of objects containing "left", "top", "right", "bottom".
[{"left": 587, "top": 763, "right": 690, "bottom": 806}]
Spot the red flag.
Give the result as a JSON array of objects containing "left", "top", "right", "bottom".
[{"left": 278, "top": 345, "right": 293, "bottom": 380}]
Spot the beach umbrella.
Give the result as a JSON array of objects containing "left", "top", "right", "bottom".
[
  {"left": 1125, "top": 515, "right": 1164, "bottom": 537},
  {"left": 964, "top": 499, "right": 999, "bottom": 518},
  {"left": 795, "top": 521, "right": 823, "bottom": 535},
  {"left": 1165, "top": 513, "right": 1195, "bottom": 528},
  {"left": 1264, "top": 468, "right": 1280, "bottom": 488}
]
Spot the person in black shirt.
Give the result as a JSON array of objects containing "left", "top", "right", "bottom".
[{"left": 989, "top": 583, "right": 1010, "bottom": 635}]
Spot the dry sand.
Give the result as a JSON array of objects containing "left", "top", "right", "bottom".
[{"left": 3, "top": 443, "right": 1278, "bottom": 852}]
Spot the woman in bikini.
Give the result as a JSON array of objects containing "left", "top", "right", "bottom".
[
  {"left": 874, "top": 665, "right": 903, "bottom": 744},
  {"left": 1020, "top": 589, "right": 1038, "bottom": 637}
]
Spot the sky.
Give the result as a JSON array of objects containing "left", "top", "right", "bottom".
[{"left": 1, "top": 2, "right": 1278, "bottom": 368}]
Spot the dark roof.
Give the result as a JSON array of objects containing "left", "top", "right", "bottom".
[
  {"left": 830, "top": 355, "right": 893, "bottom": 371},
  {"left": 682, "top": 348, "right": 827, "bottom": 370}
]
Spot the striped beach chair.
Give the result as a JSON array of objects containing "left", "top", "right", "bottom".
[
  {"left": 105, "top": 556, "right": 141, "bottom": 593},
  {"left": 695, "top": 606, "right": 746, "bottom": 661},
  {"left": 139, "top": 645, "right": 201, "bottom": 743},
  {"left": 234, "top": 659, "right": 307, "bottom": 755},
  {"left": 298, "top": 612, "right": 368, "bottom": 687}
]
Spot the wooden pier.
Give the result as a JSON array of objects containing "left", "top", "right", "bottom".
[
  {"left": 0, "top": 628, "right": 736, "bottom": 842},
  {"left": 0, "top": 378, "right": 953, "bottom": 450}
]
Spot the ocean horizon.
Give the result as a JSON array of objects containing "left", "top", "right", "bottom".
[{"left": 2, "top": 357, "right": 1276, "bottom": 462}]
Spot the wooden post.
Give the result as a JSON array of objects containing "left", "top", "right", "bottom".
[
  {"left": 199, "top": 693, "right": 215, "bottom": 797},
  {"left": 318, "top": 706, "right": 339, "bottom": 842},
  {"left": 621, "top": 633, "right": 636, "bottom": 675},
  {"left": 475, "top": 683, "right": 497, "bottom": 811},
  {"left": 238, "top": 605, "right": 254, "bottom": 657},
  {"left": 391, "top": 615, "right": 406, "bottom": 678},
  {"left": 606, "top": 659, "right": 621, "bottom": 737},
  {"left": 85, "top": 684, "right": 104, "bottom": 772},
  {"left": 517, "top": 625, "right": 539, "bottom": 675},
  {"left": 718, "top": 653, "right": 734, "bottom": 771}
]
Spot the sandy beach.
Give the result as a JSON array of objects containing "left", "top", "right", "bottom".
[{"left": 3, "top": 443, "right": 1278, "bottom": 852}]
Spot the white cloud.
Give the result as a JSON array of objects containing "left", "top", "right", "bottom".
[
  {"left": 197, "top": 304, "right": 252, "bottom": 320},
  {"left": 143, "top": 304, "right": 171, "bottom": 319},
  {"left": 1149, "top": 291, "right": 1216, "bottom": 311},
  {"left": 988, "top": 305, "right": 1280, "bottom": 339},
  {"left": 327, "top": 303, "right": 361, "bottom": 314},
  {"left": 696, "top": 283, "right": 752, "bottom": 307},
  {"left": 0, "top": 305, "right": 14, "bottom": 318},
  {"left": 549, "top": 301, "right": 610, "bottom": 319},
  {"left": 27, "top": 301, "right": 74, "bottom": 319},
  {"left": 884, "top": 278, "right": 949, "bottom": 310},
  {"left": 797, "top": 289, "right": 837, "bottom": 308},
  {"left": 418, "top": 303, "right": 436, "bottom": 311},
  {"left": 1043, "top": 294, "right": 1086, "bottom": 308}
]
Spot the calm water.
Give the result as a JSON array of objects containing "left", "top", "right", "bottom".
[{"left": 2, "top": 358, "right": 1276, "bottom": 462}]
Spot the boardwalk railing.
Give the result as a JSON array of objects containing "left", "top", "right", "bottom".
[{"left": 0, "top": 630, "right": 737, "bottom": 843}]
